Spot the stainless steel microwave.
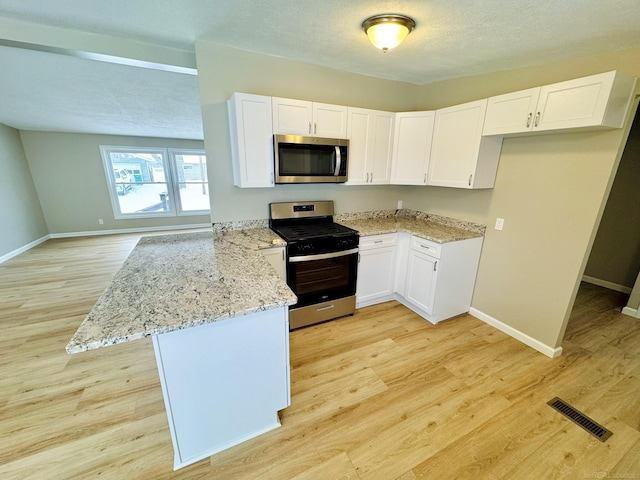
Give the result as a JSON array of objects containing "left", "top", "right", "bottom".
[{"left": 274, "top": 134, "right": 349, "bottom": 184}]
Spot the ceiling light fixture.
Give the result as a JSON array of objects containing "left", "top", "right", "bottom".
[{"left": 362, "top": 14, "right": 416, "bottom": 52}]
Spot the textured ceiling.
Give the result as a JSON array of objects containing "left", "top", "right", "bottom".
[
  {"left": 0, "top": 0, "right": 639, "bottom": 138},
  {"left": 0, "top": 45, "right": 202, "bottom": 139}
]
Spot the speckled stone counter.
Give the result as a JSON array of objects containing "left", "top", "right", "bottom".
[
  {"left": 336, "top": 210, "right": 485, "bottom": 243},
  {"left": 66, "top": 228, "right": 295, "bottom": 354}
]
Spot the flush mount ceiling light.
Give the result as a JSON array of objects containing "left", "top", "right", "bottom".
[{"left": 362, "top": 14, "right": 416, "bottom": 52}]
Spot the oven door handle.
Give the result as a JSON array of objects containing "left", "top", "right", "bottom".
[{"left": 289, "top": 248, "right": 358, "bottom": 263}]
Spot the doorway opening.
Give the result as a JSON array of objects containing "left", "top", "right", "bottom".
[{"left": 564, "top": 97, "right": 640, "bottom": 344}]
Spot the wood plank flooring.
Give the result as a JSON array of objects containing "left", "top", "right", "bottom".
[{"left": 1, "top": 233, "right": 639, "bottom": 479}]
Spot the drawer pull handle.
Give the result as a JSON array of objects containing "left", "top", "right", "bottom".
[{"left": 316, "top": 304, "right": 335, "bottom": 312}]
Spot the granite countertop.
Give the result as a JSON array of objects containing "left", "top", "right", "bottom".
[
  {"left": 66, "top": 210, "right": 483, "bottom": 354},
  {"left": 66, "top": 228, "right": 295, "bottom": 354},
  {"left": 336, "top": 210, "right": 485, "bottom": 243}
]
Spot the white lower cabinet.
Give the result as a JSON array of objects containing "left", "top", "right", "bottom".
[
  {"left": 358, "top": 232, "right": 484, "bottom": 324},
  {"left": 262, "top": 246, "right": 286, "bottom": 281},
  {"left": 153, "top": 307, "right": 289, "bottom": 470},
  {"left": 356, "top": 234, "right": 397, "bottom": 307},
  {"left": 399, "top": 235, "right": 484, "bottom": 323},
  {"left": 405, "top": 243, "right": 439, "bottom": 314}
]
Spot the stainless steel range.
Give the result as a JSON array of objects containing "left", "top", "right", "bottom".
[{"left": 269, "top": 201, "right": 359, "bottom": 330}]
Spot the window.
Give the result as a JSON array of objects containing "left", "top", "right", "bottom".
[{"left": 100, "top": 146, "right": 210, "bottom": 218}]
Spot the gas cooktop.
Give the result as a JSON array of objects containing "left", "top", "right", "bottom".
[{"left": 271, "top": 221, "right": 356, "bottom": 242}]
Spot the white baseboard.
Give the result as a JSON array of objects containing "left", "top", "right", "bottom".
[
  {"left": 1, "top": 224, "right": 212, "bottom": 264},
  {"left": 582, "top": 275, "right": 632, "bottom": 294},
  {"left": 621, "top": 306, "right": 640, "bottom": 319},
  {"left": 48, "top": 223, "right": 211, "bottom": 239},
  {"left": 0, "top": 235, "right": 50, "bottom": 264},
  {"left": 469, "top": 307, "right": 563, "bottom": 358}
]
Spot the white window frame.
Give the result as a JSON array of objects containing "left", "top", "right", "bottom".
[
  {"left": 167, "top": 148, "right": 210, "bottom": 217},
  {"left": 100, "top": 145, "right": 210, "bottom": 219}
]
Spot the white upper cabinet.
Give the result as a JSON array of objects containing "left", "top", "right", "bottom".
[
  {"left": 272, "top": 97, "right": 348, "bottom": 138},
  {"left": 483, "top": 88, "right": 541, "bottom": 136},
  {"left": 314, "top": 102, "right": 349, "bottom": 138},
  {"left": 346, "top": 107, "right": 394, "bottom": 185},
  {"left": 228, "top": 93, "right": 274, "bottom": 188},
  {"left": 390, "top": 111, "right": 435, "bottom": 185},
  {"left": 483, "top": 71, "right": 636, "bottom": 136},
  {"left": 428, "top": 99, "right": 503, "bottom": 189},
  {"left": 271, "top": 97, "right": 311, "bottom": 136}
]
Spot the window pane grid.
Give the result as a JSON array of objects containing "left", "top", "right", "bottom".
[{"left": 101, "top": 146, "right": 209, "bottom": 219}]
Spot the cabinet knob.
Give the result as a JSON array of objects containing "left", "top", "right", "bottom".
[
  {"left": 423, "top": 173, "right": 427, "bottom": 184},
  {"left": 468, "top": 174, "right": 473, "bottom": 187},
  {"left": 314, "top": 123, "right": 317, "bottom": 135},
  {"left": 308, "top": 122, "right": 312, "bottom": 134},
  {"left": 526, "top": 112, "right": 532, "bottom": 128},
  {"left": 534, "top": 112, "right": 541, "bottom": 127}
]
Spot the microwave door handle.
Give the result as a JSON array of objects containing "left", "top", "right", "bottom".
[{"left": 334, "top": 146, "right": 341, "bottom": 176}]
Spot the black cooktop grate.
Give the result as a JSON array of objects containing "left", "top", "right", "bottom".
[{"left": 272, "top": 222, "right": 356, "bottom": 241}]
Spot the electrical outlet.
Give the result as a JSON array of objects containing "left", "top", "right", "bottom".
[
  {"left": 495, "top": 218, "right": 504, "bottom": 230},
  {"left": 98, "top": 219, "right": 104, "bottom": 225},
  {"left": 397, "top": 200, "right": 403, "bottom": 209}
]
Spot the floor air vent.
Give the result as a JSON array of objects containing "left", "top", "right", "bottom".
[{"left": 547, "top": 397, "right": 613, "bottom": 442}]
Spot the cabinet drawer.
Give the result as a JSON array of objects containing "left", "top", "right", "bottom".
[
  {"left": 410, "top": 236, "right": 441, "bottom": 258},
  {"left": 359, "top": 233, "right": 397, "bottom": 250}
]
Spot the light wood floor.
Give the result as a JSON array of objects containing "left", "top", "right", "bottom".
[{"left": 1, "top": 233, "right": 639, "bottom": 479}]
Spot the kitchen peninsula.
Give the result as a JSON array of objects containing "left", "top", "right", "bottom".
[
  {"left": 66, "top": 227, "right": 297, "bottom": 470},
  {"left": 66, "top": 210, "right": 484, "bottom": 470}
]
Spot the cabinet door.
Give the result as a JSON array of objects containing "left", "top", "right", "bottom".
[
  {"left": 483, "top": 88, "right": 541, "bottom": 135},
  {"left": 390, "top": 111, "right": 435, "bottom": 185},
  {"left": 535, "top": 71, "right": 619, "bottom": 132},
  {"left": 262, "top": 247, "right": 286, "bottom": 281},
  {"left": 369, "top": 111, "right": 395, "bottom": 184},
  {"left": 357, "top": 234, "right": 397, "bottom": 306},
  {"left": 405, "top": 248, "right": 438, "bottom": 314},
  {"left": 346, "top": 108, "right": 394, "bottom": 185},
  {"left": 428, "top": 99, "right": 488, "bottom": 189},
  {"left": 272, "top": 97, "right": 313, "bottom": 135},
  {"left": 345, "top": 108, "right": 371, "bottom": 185},
  {"left": 313, "top": 102, "right": 348, "bottom": 138},
  {"left": 228, "top": 93, "right": 274, "bottom": 188},
  {"left": 357, "top": 246, "right": 396, "bottom": 306}
]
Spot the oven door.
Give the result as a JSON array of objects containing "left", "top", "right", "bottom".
[{"left": 287, "top": 248, "right": 358, "bottom": 308}]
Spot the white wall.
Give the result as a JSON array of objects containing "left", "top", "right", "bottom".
[
  {"left": 0, "top": 123, "right": 47, "bottom": 258},
  {"left": 20, "top": 131, "right": 209, "bottom": 234}
]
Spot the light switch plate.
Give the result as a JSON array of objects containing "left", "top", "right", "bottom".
[{"left": 495, "top": 218, "right": 504, "bottom": 230}]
